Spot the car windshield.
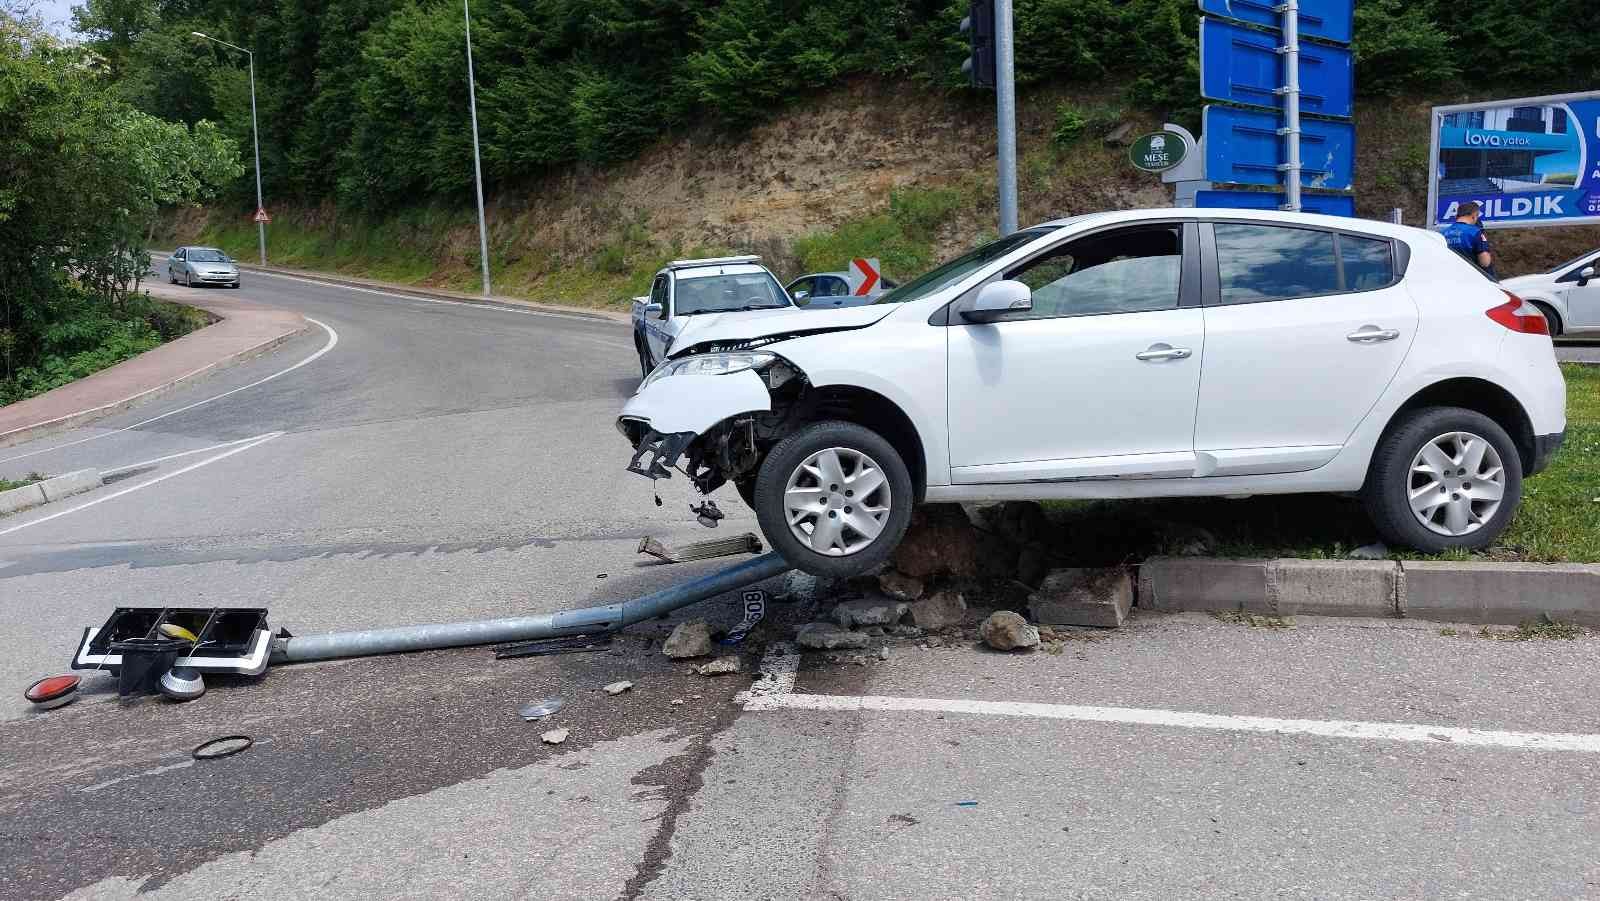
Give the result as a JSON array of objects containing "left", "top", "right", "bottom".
[
  {"left": 675, "top": 272, "right": 790, "bottom": 315},
  {"left": 189, "top": 249, "right": 228, "bottom": 263},
  {"left": 871, "top": 226, "right": 1061, "bottom": 305}
]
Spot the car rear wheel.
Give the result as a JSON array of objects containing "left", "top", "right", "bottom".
[
  {"left": 184, "top": 271, "right": 193, "bottom": 287},
  {"left": 1362, "top": 406, "right": 1522, "bottom": 553},
  {"left": 753, "top": 420, "right": 913, "bottom": 578},
  {"left": 1530, "top": 302, "right": 1563, "bottom": 337}
]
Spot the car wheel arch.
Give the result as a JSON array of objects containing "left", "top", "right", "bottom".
[
  {"left": 1527, "top": 300, "right": 1564, "bottom": 336},
  {"left": 795, "top": 385, "right": 927, "bottom": 502},
  {"left": 1377, "top": 377, "right": 1537, "bottom": 478}
]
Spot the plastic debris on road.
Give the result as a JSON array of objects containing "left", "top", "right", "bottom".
[
  {"left": 520, "top": 697, "right": 566, "bottom": 721},
  {"left": 719, "top": 589, "right": 767, "bottom": 645}
]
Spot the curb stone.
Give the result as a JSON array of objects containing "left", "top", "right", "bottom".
[
  {"left": 0, "top": 469, "right": 102, "bottom": 516},
  {"left": 1137, "top": 556, "right": 1600, "bottom": 627}
]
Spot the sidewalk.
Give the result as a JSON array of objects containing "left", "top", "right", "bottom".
[{"left": 0, "top": 288, "right": 306, "bottom": 447}]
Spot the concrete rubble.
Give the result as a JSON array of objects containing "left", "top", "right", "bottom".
[
  {"left": 908, "top": 589, "right": 966, "bottom": 630},
  {"left": 662, "top": 620, "right": 717, "bottom": 659},
  {"left": 541, "top": 728, "right": 569, "bottom": 745},
  {"left": 877, "top": 570, "right": 925, "bottom": 601},
  {"left": 796, "top": 621, "right": 872, "bottom": 650},
  {"left": 696, "top": 655, "right": 742, "bottom": 676},
  {"left": 832, "top": 597, "right": 909, "bottom": 629},
  {"left": 1028, "top": 568, "right": 1134, "bottom": 628},
  {"left": 602, "top": 680, "right": 633, "bottom": 695},
  {"left": 979, "top": 611, "right": 1039, "bottom": 652}
]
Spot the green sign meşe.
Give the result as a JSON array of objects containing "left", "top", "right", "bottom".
[{"left": 1130, "top": 131, "right": 1186, "bottom": 173}]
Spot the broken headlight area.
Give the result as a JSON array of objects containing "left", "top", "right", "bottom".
[{"left": 640, "top": 351, "right": 780, "bottom": 390}]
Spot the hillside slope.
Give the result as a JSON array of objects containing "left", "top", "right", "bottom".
[{"left": 167, "top": 79, "right": 1600, "bottom": 309}]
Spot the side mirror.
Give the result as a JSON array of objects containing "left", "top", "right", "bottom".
[
  {"left": 644, "top": 302, "right": 662, "bottom": 315},
  {"left": 961, "top": 280, "right": 1032, "bottom": 323},
  {"left": 1580, "top": 266, "right": 1595, "bottom": 287},
  {"left": 791, "top": 290, "right": 809, "bottom": 301}
]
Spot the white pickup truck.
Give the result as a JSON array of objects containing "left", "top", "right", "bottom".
[{"left": 631, "top": 256, "right": 795, "bottom": 377}]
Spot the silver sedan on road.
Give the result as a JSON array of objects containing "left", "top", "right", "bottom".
[{"left": 167, "top": 246, "right": 241, "bottom": 288}]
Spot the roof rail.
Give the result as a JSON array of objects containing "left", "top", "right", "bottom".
[{"left": 667, "top": 255, "right": 761, "bottom": 270}]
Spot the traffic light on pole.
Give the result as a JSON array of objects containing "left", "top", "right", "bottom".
[{"left": 960, "top": 0, "right": 996, "bottom": 88}]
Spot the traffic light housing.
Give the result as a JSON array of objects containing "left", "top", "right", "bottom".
[{"left": 960, "top": 0, "right": 996, "bottom": 88}]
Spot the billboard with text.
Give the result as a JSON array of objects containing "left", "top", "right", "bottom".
[{"left": 1428, "top": 92, "right": 1600, "bottom": 229}]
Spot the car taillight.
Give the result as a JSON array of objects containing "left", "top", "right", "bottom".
[{"left": 1486, "top": 291, "right": 1549, "bottom": 335}]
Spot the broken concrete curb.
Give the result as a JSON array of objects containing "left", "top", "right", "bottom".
[
  {"left": 1138, "top": 556, "right": 1600, "bottom": 627},
  {"left": 0, "top": 469, "right": 102, "bottom": 516}
]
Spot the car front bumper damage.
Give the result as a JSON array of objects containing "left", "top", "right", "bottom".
[{"left": 618, "top": 370, "right": 772, "bottom": 481}]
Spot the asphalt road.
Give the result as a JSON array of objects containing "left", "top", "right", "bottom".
[
  {"left": 1555, "top": 338, "right": 1600, "bottom": 364},
  {"left": 2, "top": 270, "right": 1598, "bottom": 900}
]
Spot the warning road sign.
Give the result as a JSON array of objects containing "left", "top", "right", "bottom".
[
  {"left": 253, "top": 208, "right": 271, "bottom": 223},
  {"left": 848, "top": 258, "right": 880, "bottom": 296}
]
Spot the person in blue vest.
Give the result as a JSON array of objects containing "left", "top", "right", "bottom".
[{"left": 1440, "top": 201, "right": 1496, "bottom": 278}]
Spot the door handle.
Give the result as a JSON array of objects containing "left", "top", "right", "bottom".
[
  {"left": 1135, "top": 344, "right": 1193, "bottom": 362},
  {"left": 1346, "top": 326, "right": 1401, "bottom": 343}
]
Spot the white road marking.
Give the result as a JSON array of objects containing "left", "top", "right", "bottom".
[
  {"left": 0, "top": 318, "right": 336, "bottom": 465},
  {"left": 742, "top": 645, "right": 1600, "bottom": 754},
  {"left": 82, "top": 759, "right": 193, "bottom": 793},
  {"left": 100, "top": 435, "right": 268, "bottom": 476},
  {"left": 0, "top": 431, "right": 283, "bottom": 537}
]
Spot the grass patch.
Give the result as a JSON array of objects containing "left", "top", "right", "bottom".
[
  {"left": 792, "top": 185, "right": 967, "bottom": 281},
  {"left": 0, "top": 473, "right": 46, "bottom": 492},
  {"left": 1211, "top": 611, "right": 1293, "bottom": 629},
  {"left": 1474, "top": 615, "right": 1583, "bottom": 641},
  {"left": 1042, "top": 364, "right": 1599, "bottom": 564}
]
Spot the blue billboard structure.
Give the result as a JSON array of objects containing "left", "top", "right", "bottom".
[
  {"left": 1427, "top": 92, "right": 1600, "bottom": 229},
  {"left": 1199, "top": 17, "right": 1353, "bottom": 118},
  {"left": 1204, "top": 105, "right": 1355, "bottom": 190},
  {"left": 1195, "top": 190, "right": 1355, "bottom": 217},
  {"left": 1197, "top": 0, "right": 1353, "bottom": 44},
  {"left": 1193, "top": 0, "right": 1355, "bottom": 214}
]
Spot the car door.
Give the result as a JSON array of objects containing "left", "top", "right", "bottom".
[
  {"left": 1558, "top": 255, "right": 1600, "bottom": 332},
  {"left": 170, "top": 248, "right": 185, "bottom": 279},
  {"left": 645, "top": 275, "right": 671, "bottom": 362},
  {"left": 1192, "top": 222, "right": 1418, "bottom": 476},
  {"left": 945, "top": 222, "right": 1206, "bottom": 483},
  {"left": 810, "top": 275, "right": 856, "bottom": 309}
]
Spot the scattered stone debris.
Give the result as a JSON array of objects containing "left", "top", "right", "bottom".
[
  {"left": 541, "top": 728, "right": 570, "bottom": 745},
  {"left": 1028, "top": 568, "right": 1133, "bottom": 628},
  {"left": 891, "top": 624, "right": 925, "bottom": 638},
  {"left": 980, "top": 611, "right": 1040, "bottom": 651},
  {"left": 796, "top": 621, "right": 872, "bottom": 650},
  {"left": 602, "top": 680, "right": 633, "bottom": 696},
  {"left": 877, "top": 570, "right": 925, "bottom": 602},
  {"left": 832, "top": 597, "right": 908, "bottom": 630},
  {"left": 1348, "top": 542, "right": 1390, "bottom": 560},
  {"left": 909, "top": 590, "right": 967, "bottom": 630},
  {"left": 776, "top": 570, "right": 824, "bottom": 604},
  {"left": 663, "top": 620, "right": 717, "bottom": 659},
  {"left": 877, "top": 645, "right": 891, "bottom": 661},
  {"left": 671, "top": 699, "right": 686, "bottom": 706},
  {"left": 697, "top": 655, "right": 742, "bottom": 676}
]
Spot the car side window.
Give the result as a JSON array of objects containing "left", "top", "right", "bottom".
[
  {"left": 1213, "top": 223, "right": 1342, "bottom": 304},
  {"left": 1339, "top": 234, "right": 1394, "bottom": 291},
  {"left": 1002, "top": 225, "right": 1183, "bottom": 319},
  {"left": 174, "top": 249, "right": 185, "bottom": 261},
  {"left": 817, "top": 276, "right": 850, "bottom": 297},
  {"left": 650, "top": 276, "right": 669, "bottom": 319}
]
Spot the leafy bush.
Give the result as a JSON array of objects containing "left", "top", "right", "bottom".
[{"left": 1052, "top": 105, "right": 1089, "bottom": 146}]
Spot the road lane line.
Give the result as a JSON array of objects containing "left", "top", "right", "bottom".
[
  {"left": 0, "top": 318, "right": 336, "bottom": 465},
  {"left": 99, "top": 434, "right": 271, "bottom": 476},
  {"left": 737, "top": 642, "right": 799, "bottom": 703},
  {"left": 741, "top": 692, "right": 1600, "bottom": 754},
  {"left": 0, "top": 431, "right": 283, "bottom": 537}
]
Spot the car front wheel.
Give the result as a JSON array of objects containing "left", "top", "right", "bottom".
[
  {"left": 753, "top": 420, "right": 914, "bottom": 578},
  {"left": 1362, "top": 406, "right": 1522, "bottom": 553}
]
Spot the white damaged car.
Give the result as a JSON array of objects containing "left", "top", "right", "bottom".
[{"left": 619, "top": 208, "right": 1567, "bottom": 577}]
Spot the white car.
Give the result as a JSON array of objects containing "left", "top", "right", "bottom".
[
  {"left": 1499, "top": 249, "right": 1600, "bottom": 337},
  {"left": 631, "top": 256, "right": 794, "bottom": 377},
  {"left": 619, "top": 209, "right": 1567, "bottom": 577}
]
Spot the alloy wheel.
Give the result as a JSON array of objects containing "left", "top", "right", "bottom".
[
  {"left": 1406, "top": 431, "right": 1506, "bottom": 537},
  {"left": 783, "top": 446, "right": 891, "bottom": 556}
]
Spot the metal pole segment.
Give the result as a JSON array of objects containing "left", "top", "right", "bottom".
[
  {"left": 1280, "top": 0, "right": 1301, "bottom": 211},
  {"left": 271, "top": 552, "right": 792, "bottom": 664},
  {"left": 247, "top": 51, "right": 266, "bottom": 266},
  {"left": 464, "top": 0, "right": 492, "bottom": 297},
  {"left": 994, "top": 0, "right": 1018, "bottom": 235}
]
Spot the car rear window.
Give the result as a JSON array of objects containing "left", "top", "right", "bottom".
[{"left": 1339, "top": 233, "right": 1395, "bottom": 290}]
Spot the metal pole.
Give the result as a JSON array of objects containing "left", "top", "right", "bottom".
[
  {"left": 994, "top": 0, "right": 1018, "bottom": 235},
  {"left": 247, "top": 51, "right": 266, "bottom": 266},
  {"left": 271, "top": 552, "right": 792, "bottom": 664},
  {"left": 463, "top": 0, "right": 492, "bottom": 297},
  {"left": 1280, "top": 0, "right": 1301, "bottom": 212}
]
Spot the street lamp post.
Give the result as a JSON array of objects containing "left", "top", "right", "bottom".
[
  {"left": 462, "top": 0, "right": 491, "bottom": 297},
  {"left": 192, "top": 32, "right": 267, "bottom": 266}
]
